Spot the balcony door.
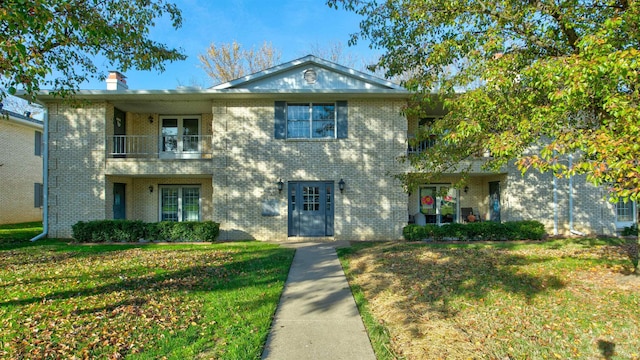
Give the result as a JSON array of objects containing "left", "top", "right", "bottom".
[
  {"left": 160, "top": 116, "right": 200, "bottom": 159},
  {"left": 113, "top": 108, "right": 126, "bottom": 158}
]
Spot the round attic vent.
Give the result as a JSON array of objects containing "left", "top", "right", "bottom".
[{"left": 303, "top": 69, "right": 317, "bottom": 84}]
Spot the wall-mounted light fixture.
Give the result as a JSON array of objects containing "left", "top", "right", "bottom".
[
  {"left": 149, "top": 185, "right": 154, "bottom": 193},
  {"left": 277, "top": 179, "right": 284, "bottom": 193},
  {"left": 338, "top": 179, "right": 345, "bottom": 193},
  {"left": 464, "top": 185, "right": 469, "bottom": 194},
  {"left": 148, "top": 115, "right": 154, "bottom": 124}
]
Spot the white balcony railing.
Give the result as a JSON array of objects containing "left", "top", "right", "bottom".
[{"left": 107, "top": 135, "right": 213, "bottom": 159}]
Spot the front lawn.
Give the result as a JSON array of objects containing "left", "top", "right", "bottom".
[
  {"left": 339, "top": 239, "right": 640, "bottom": 360},
  {"left": 0, "top": 239, "right": 295, "bottom": 359},
  {"left": 0, "top": 221, "right": 43, "bottom": 245}
]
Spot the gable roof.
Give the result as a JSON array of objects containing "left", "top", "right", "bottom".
[
  {"left": 19, "top": 55, "right": 409, "bottom": 113},
  {"left": 212, "top": 55, "right": 405, "bottom": 91}
]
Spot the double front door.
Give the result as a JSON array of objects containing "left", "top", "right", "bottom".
[{"left": 288, "top": 181, "right": 334, "bottom": 237}]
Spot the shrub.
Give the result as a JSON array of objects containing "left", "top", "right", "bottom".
[
  {"left": 72, "top": 220, "right": 220, "bottom": 243},
  {"left": 441, "top": 223, "right": 468, "bottom": 240},
  {"left": 402, "top": 220, "right": 546, "bottom": 241},
  {"left": 622, "top": 223, "right": 639, "bottom": 236}
]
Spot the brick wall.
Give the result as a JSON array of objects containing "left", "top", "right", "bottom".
[
  {"left": 0, "top": 118, "right": 43, "bottom": 224},
  {"left": 46, "top": 102, "right": 108, "bottom": 237},
  {"left": 212, "top": 99, "right": 408, "bottom": 241}
]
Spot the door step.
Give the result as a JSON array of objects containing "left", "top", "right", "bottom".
[{"left": 285, "top": 236, "right": 335, "bottom": 242}]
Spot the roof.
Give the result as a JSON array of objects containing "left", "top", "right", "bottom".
[
  {"left": 17, "top": 55, "right": 409, "bottom": 114},
  {"left": 212, "top": 55, "right": 406, "bottom": 91},
  {"left": 0, "top": 108, "right": 43, "bottom": 129}
]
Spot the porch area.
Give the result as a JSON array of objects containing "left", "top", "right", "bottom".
[
  {"left": 106, "top": 176, "right": 214, "bottom": 224},
  {"left": 408, "top": 175, "right": 506, "bottom": 226}
]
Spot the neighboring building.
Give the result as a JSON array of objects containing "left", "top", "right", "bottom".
[
  {"left": 27, "top": 56, "right": 634, "bottom": 240},
  {"left": 0, "top": 107, "right": 44, "bottom": 224}
]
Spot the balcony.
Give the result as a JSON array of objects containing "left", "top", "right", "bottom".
[{"left": 107, "top": 135, "right": 213, "bottom": 159}]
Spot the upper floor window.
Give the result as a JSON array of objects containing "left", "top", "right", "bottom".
[
  {"left": 287, "top": 103, "right": 335, "bottom": 139},
  {"left": 160, "top": 116, "right": 201, "bottom": 159},
  {"left": 275, "top": 101, "right": 347, "bottom": 139}
]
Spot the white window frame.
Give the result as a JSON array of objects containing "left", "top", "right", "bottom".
[
  {"left": 286, "top": 102, "right": 336, "bottom": 139},
  {"left": 159, "top": 185, "right": 201, "bottom": 222},
  {"left": 159, "top": 116, "right": 201, "bottom": 159},
  {"left": 615, "top": 200, "right": 637, "bottom": 229},
  {"left": 418, "top": 184, "right": 460, "bottom": 225}
]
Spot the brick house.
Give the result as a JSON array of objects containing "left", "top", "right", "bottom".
[
  {"left": 0, "top": 107, "right": 44, "bottom": 224},
  {"left": 28, "top": 55, "right": 634, "bottom": 240}
]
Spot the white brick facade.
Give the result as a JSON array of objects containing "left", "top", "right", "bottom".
[
  {"left": 0, "top": 111, "right": 43, "bottom": 224},
  {"left": 38, "top": 56, "right": 628, "bottom": 239}
]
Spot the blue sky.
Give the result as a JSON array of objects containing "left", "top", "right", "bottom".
[{"left": 86, "top": 0, "right": 379, "bottom": 90}]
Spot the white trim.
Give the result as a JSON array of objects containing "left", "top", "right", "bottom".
[
  {"left": 159, "top": 115, "right": 201, "bottom": 159},
  {"left": 286, "top": 102, "right": 337, "bottom": 139},
  {"left": 615, "top": 201, "right": 637, "bottom": 229},
  {"left": 212, "top": 55, "right": 405, "bottom": 90},
  {"left": 418, "top": 184, "right": 460, "bottom": 225},
  {"left": 158, "top": 185, "right": 202, "bottom": 222}
]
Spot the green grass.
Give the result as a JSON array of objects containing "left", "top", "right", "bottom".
[
  {"left": 0, "top": 221, "right": 43, "bottom": 245},
  {"left": 0, "top": 238, "right": 295, "bottom": 359},
  {"left": 338, "top": 239, "right": 640, "bottom": 360}
]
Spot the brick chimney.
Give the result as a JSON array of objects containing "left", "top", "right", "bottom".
[{"left": 106, "top": 71, "right": 128, "bottom": 90}]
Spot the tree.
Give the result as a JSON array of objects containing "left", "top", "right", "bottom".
[
  {"left": 198, "top": 41, "right": 282, "bottom": 85},
  {"left": 0, "top": 0, "right": 186, "bottom": 101},
  {"left": 329, "top": 0, "right": 640, "bottom": 203},
  {"left": 304, "top": 41, "right": 360, "bottom": 69}
]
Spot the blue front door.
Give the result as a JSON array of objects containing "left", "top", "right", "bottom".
[
  {"left": 113, "top": 183, "right": 126, "bottom": 219},
  {"left": 288, "top": 181, "right": 334, "bottom": 237}
]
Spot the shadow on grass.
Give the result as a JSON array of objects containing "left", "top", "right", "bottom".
[
  {"left": 341, "top": 242, "right": 566, "bottom": 316},
  {"left": 0, "top": 244, "right": 295, "bottom": 309}
]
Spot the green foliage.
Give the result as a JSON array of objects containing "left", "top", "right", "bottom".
[
  {"left": 622, "top": 223, "right": 639, "bottom": 236},
  {"left": 403, "top": 220, "right": 546, "bottom": 241},
  {"left": 330, "top": 0, "right": 640, "bottom": 202},
  {"left": 72, "top": 220, "right": 220, "bottom": 243},
  {"left": 1, "top": 0, "right": 186, "bottom": 102}
]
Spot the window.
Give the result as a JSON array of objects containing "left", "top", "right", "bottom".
[
  {"left": 34, "top": 131, "right": 43, "bottom": 156},
  {"left": 419, "top": 185, "right": 458, "bottom": 225},
  {"left": 160, "top": 116, "right": 201, "bottom": 158},
  {"left": 287, "top": 103, "right": 335, "bottom": 139},
  {"left": 34, "top": 183, "right": 43, "bottom": 208},
  {"left": 616, "top": 200, "right": 636, "bottom": 229},
  {"left": 160, "top": 186, "right": 200, "bottom": 222},
  {"left": 275, "top": 101, "right": 347, "bottom": 139}
]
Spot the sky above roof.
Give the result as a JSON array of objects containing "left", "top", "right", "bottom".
[{"left": 85, "top": 0, "right": 379, "bottom": 91}]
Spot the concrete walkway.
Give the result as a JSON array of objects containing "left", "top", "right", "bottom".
[{"left": 261, "top": 242, "right": 376, "bottom": 360}]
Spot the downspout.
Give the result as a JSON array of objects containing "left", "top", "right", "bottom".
[
  {"left": 568, "top": 154, "right": 586, "bottom": 236},
  {"left": 31, "top": 105, "right": 48, "bottom": 241}
]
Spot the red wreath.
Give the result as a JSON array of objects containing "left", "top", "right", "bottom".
[{"left": 421, "top": 195, "right": 434, "bottom": 206}]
